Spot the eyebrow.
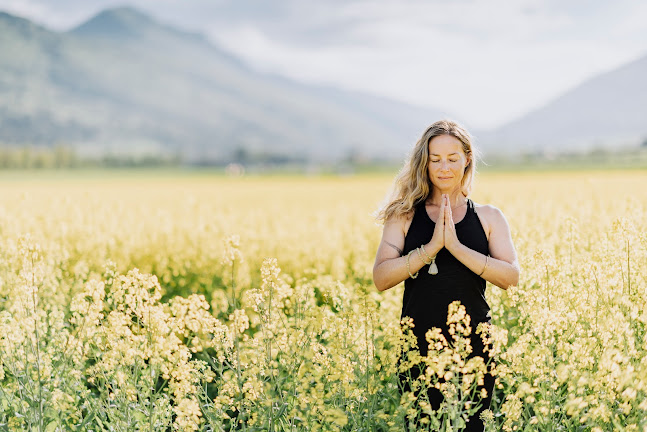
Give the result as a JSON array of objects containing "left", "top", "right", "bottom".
[{"left": 429, "top": 153, "right": 460, "bottom": 157}]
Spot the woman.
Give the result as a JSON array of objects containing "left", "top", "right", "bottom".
[{"left": 373, "top": 119, "right": 519, "bottom": 431}]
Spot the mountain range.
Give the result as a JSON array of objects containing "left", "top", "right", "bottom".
[
  {"left": 0, "top": 7, "right": 450, "bottom": 163},
  {"left": 0, "top": 7, "right": 646, "bottom": 162},
  {"left": 478, "top": 54, "right": 647, "bottom": 154}
]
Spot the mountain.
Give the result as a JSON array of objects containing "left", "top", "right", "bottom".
[
  {"left": 71, "top": 7, "right": 161, "bottom": 39},
  {"left": 0, "top": 7, "right": 449, "bottom": 162},
  {"left": 479, "top": 53, "right": 647, "bottom": 155}
]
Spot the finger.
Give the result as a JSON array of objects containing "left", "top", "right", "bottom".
[
  {"left": 437, "top": 196, "right": 445, "bottom": 226},
  {"left": 445, "top": 206, "right": 454, "bottom": 228}
]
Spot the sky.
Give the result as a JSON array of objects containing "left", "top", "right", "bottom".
[{"left": 2, "top": 0, "right": 646, "bottom": 130}]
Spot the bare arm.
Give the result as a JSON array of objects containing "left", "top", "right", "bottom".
[
  {"left": 373, "top": 204, "right": 445, "bottom": 291},
  {"left": 446, "top": 205, "right": 519, "bottom": 289},
  {"left": 373, "top": 215, "right": 428, "bottom": 291}
]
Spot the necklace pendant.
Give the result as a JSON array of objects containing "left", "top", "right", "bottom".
[{"left": 429, "top": 259, "right": 438, "bottom": 275}]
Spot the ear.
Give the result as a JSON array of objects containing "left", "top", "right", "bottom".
[{"left": 464, "top": 151, "right": 472, "bottom": 171}]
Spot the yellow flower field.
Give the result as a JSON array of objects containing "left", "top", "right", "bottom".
[{"left": 0, "top": 170, "right": 645, "bottom": 431}]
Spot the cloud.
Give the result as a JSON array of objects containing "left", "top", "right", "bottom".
[
  {"left": 203, "top": 0, "right": 647, "bottom": 128},
  {"left": 1, "top": 0, "right": 646, "bottom": 128}
]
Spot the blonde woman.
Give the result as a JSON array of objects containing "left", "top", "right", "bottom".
[{"left": 373, "top": 119, "right": 519, "bottom": 431}]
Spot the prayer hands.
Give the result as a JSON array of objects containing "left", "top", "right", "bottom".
[
  {"left": 427, "top": 196, "right": 445, "bottom": 256},
  {"left": 427, "top": 194, "right": 462, "bottom": 256},
  {"left": 443, "top": 194, "right": 461, "bottom": 253}
]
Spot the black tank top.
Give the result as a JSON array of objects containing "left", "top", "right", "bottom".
[{"left": 401, "top": 198, "right": 490, "bottom": 356}]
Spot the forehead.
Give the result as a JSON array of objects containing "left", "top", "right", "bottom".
[{"left": 428, "top": 134, "right": 465, "bottom": 156}]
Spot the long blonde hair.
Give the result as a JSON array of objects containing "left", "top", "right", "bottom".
[{"left": 376, "top": 119, "right": 478, "bottom": 223}]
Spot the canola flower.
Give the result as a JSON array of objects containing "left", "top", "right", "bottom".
[{"left": 0, "top": 171, "right": 644, "bottom": 431}]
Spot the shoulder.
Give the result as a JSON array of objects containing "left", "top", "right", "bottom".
[
  {"left": 472, "top": 202, "right": 509, "bottom": 237},
  {"left": 384, "top": 208, "right": 415, "bottom": 238},
  {"left": 385, "top": 210, "right": 414, "bottom": 233},
  {"left": 473, "top": 202, "right": 505, "bottom": 219},
  {"left": 384, "top": 200, "right": 423, "bottom": 236}
]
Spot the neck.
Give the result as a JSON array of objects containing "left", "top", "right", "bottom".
[{"left": 428, "top": 189, "right": 466, "bottom": 207}]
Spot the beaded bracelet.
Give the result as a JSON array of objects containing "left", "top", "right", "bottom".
[
  {"left": 416, "top": 246, "right": 431, "bottom": 265},
  {"left": 420, "top": 245, "right": 434, "bottom": 263},
  {"left": 406, "top": 250, "right": 418, "bottom": 279}
]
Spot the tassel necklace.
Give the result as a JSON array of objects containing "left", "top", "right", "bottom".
[
  {"left": 429, "top": 257, "right": 438, "bottom": 275},
  {"left": 424, "top": 199, "right": 468, "bottom": 275}
]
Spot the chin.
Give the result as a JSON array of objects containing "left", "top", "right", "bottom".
[{"left": 435, "top": 183, "right": 459, "bottom": 191}]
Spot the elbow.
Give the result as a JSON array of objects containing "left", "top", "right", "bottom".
[
  {"left": 504, "top": 267, "right": 520, "bottom": 290},
  {"left": 374, "top": 278, "right": 397, "bottom": 292},
  {"left": 494, "top": 266, "right": 519, "bottom": 290},
  {"left": 372, "top": 268, "right": 389, "bottom": 292},
  {"left": 512, "top": 264, "right": 520, "bottom": 287},
  {"left": 372, "top": 274, "right": 386, "bottom": 292}
]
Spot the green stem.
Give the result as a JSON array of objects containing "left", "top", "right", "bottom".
[
  {"left": 30, "top": 256, "right": 44, "bottom": 432},
  {"left": 626, "top": 237, "right": 631, "bottom": 295},
  {"left": 148, "top": 306, "right": 156, "bottom": 432},
  {"left": 545, "top": 265, "right": 550, "bottom": 311},
  {"left": 230, "top": 259, "right": 246, "bottom": 431},
  {"left": 268, "top": 279, "right": 274, "bottom": 431}
]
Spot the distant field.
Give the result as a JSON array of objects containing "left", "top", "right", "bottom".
[
  {"left": 0, "top": 170, "right": 645, "bottom": 430},
  {"left": 0, "top": 144, "right": 646, "bottom": 175}
]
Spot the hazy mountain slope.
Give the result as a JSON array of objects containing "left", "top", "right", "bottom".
[
  {"left": 0, "top": 12, "right": 96, "bottom": 143},
  {"left": 0, "top": 7, "right": 447, "bottom": 162},
  {"left": 480, "top": 53, "right": 647, "bottom": 154}
]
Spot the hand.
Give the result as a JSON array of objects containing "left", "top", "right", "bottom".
[
  {"left": 426, "top": 195, "right": 445, "bottom": 256},
  {"left": 443, "top": 194, "right": 461, "bottom": 253}
]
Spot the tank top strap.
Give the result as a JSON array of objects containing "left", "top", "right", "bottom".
[{"left": 467, "top": 198, "right": 475, "bottom": 214}]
